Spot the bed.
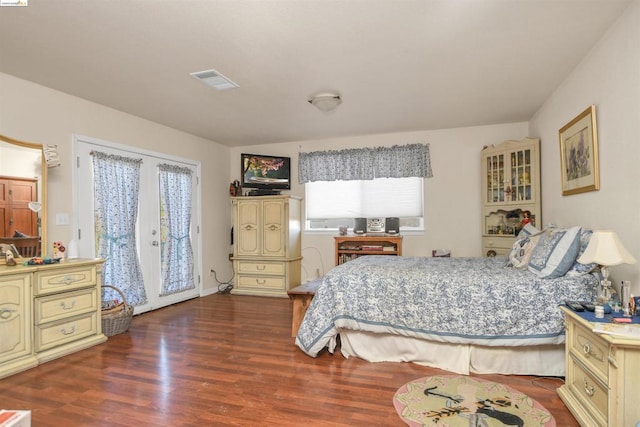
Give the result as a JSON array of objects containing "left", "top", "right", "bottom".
[{"left": 295, "top": 236, "right": 600, "bottom": 375}]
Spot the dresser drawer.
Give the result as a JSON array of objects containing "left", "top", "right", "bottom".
[
  {"left": 35, "top": 288, "right": 98, "bottom": 325},
  {"left": 568, "top": 356, "right": 608, "bottom": 426},
  {"left": 570, "top": 320, "right": 609, "bottom": 381},
  {"left": 34, "top": 266, "right": 97, "bottom": 296},
  {"left": 236, "top": 261, "right": 285, "bottom": 275},
  {"left": 35, "top": 312, "right": 97, "bottom": 352},
  {"left": 237, "top": 274, "right": 285, "bottom": 290}
]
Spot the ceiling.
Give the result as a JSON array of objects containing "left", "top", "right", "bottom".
[{"left": 0, "top": 0, "right": 632, "bottom": 147}]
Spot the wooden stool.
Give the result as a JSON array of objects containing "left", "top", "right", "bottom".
[{"left": 287, "top": 279, "right": 322, "bottom": 337}]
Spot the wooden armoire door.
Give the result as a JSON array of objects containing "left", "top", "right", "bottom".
[{"left": 0, "top": 177, "right": 38, "bottom": 237}]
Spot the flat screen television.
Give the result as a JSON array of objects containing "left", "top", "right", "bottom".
[{"left": 241, "top": 153, "right": 291, "bottom": 195}]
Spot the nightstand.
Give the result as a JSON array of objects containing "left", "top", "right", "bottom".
[{"left": 557, "top": 306, "right": 640, "bottom": 426}]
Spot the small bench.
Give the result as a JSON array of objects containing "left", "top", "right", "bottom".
[{"left": 287, "top": 278, "right": 322, "bottom": 337}]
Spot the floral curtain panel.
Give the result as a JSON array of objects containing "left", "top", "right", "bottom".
[
  {"left": 92, "top": 151, "right": 147, "bottom": 306},
  {"left": 158, "top": 164, "right": 195, "bottom": 297},
  {"left": 298, "top": 143, "right": 433, "bottom": 183}
]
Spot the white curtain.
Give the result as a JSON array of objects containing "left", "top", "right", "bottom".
[
  {"left": 92, "top": 151, "right": 147, "bottom": 306},
  {"left": 158, "top": 164, "right": 194, "bottom": 296}
]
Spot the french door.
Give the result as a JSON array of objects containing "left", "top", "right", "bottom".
[{"left": 73, "top": 135, "right": 201, "bottom": 314}]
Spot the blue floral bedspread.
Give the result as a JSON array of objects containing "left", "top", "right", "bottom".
[{"left": 295, "top": 256, "right": 599, "bottom": 357}]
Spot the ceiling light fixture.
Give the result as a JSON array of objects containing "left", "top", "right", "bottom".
[{"left": 308, "top": 93, "right": 342, "bottom": 112}]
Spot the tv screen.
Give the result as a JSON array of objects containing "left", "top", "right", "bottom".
[{"left": 241, "top": 153, "right": 291, "bottom": 192}]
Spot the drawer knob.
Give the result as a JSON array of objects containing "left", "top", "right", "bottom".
[
  {"left": 256, "top": 279, "right": 266, "bottom": 285},
  {"left": 256, "top": 265, "right": 266, "bottom": 271},
  {"left": 583, "top": 342, "right": 594, "bottom": 357},
  {"left": 61, "top": 325, "right": 76, "bottom": 335},
  {"left": 0, "top": 308, "right": 14, "bottom": 320},
  {"left": 63, "top": 276, "right": 74, "bottom": 285},
  {"left": 60, "top": 300, "right": 76, "bottom": 310},
  {"left": 583, "top": 378, "right": 595, "bottom": 397}
]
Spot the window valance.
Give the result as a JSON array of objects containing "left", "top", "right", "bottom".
[{"left": 298, "top": 143, "right": 432, "bottom": 184}]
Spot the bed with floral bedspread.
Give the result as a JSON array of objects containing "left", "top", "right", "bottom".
[{"left": 296, "top": 255, "right": 599, "bottom": 359}]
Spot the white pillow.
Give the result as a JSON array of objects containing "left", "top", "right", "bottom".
[
  {"left": 506, "top": 226, "right": 543, "bottom": 268},
  {"left": 528, "top": 226, "right": 582, "bottom": 278},
  {"left": 510, "top": 233, "right": 542, "bottom": 269},
  {"left": 518, "top": 223, "right": 541, "bottom": 238}
]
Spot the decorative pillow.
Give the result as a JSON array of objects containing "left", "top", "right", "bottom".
[
  {"left": 528, "top": 226, "right": 582, "bottom": 278},
  {"left": 517, "top": 223, "right": 541, "bottom": 238},
  {"left": 505, "top": 225, "right": 543, "bottom": 268},
  {"left": 511, "top": 233, "right": 543, "bottom": 269},
  {"left": 566, "top": 229, "right": 598, "bottom": 276}
]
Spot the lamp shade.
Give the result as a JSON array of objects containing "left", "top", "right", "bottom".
[{"left": 578, "top": 230, "right": 637, "bottom": 266}]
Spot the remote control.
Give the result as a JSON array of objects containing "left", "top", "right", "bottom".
[
  {"left": 579, "top": 301, "right": 595, "bottom": 312},
  {"left": 565, "top": 301, "right": 584, "bottom": 312}
]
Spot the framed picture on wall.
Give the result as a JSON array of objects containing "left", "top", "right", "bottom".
[{"left": 558, "top": 105, "right": 600, "bottom": 196}]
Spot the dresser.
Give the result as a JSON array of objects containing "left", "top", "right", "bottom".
[
  {"left": 231, "top": 196, "right": 302, "bottom": 297},
  {"left": 557, "top": 306, "right": 640, "bottom": 426},
  {"left": 0, "top": 259, "right": 107, "bottom": 379}
]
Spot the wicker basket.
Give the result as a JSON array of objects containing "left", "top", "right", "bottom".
[{"left": 101, "top": 285, "right": 133, "bottom": 337}]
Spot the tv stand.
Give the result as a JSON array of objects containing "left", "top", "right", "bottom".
[{"left": 247, "top": 189, "right": 282, "bottom": 196}]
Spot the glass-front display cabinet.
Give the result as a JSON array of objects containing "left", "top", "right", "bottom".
[{"left": 481, "top": 138, "right": 540, "bottom": 257}]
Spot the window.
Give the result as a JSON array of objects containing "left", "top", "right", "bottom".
[{"left": 305, "top": 176, "right": 424, "bottom": 231}]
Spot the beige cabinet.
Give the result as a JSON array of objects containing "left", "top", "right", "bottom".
[
  {"left": 0, "top": 259, "right": 107, "bottom": 379},
  {"left": 557, "top": 307, "right": 640, "bottom": 426},
  {"left": 231, "top": 196, "right": 301, "bottom": 297},
  {"left": 481, "top": 137, "right": 541, "bottom": 257},
  {"left": 0, "top": 272, "right": 37, "bottom": 377}
]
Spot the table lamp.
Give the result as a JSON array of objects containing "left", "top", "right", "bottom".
[{"left": 578, "top": 230, "right": 637, "bottom": 304}]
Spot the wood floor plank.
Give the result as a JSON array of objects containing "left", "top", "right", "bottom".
[{"left": 0, "top": 294, "right": 579, "bottom": 426}]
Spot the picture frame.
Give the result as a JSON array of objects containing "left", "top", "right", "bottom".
[{"left": 558, "top": 105, "right": 600, "bottom": 196}]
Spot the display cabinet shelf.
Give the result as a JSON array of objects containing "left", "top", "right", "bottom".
[{"left": 334, "top": 235, "right": 402, "bottom": 266}]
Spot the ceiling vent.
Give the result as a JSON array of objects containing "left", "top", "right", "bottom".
[{"left": 190, "top": 69, "right": 239, "bottom": 91}]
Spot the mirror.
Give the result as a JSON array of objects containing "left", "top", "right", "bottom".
[{"left": 0, "top": 134, "right": 47, "bottom": 261}]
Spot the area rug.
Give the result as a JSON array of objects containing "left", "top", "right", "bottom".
[{"left": 393, "top": 375, "right": 555, "bottom": 426}]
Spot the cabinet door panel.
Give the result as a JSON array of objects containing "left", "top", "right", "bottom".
[
  {"left": 0, "top": 206, "right": 6, "bottom": 237},
  {"left": 0, "top": 179, "right": 8, "bottom": 203},
  {"left": 8, "top": 180, "right": 37, "bottom": 204},
  {"left": 0, "top": 275, "right": 31, "bottom": 364},
  {"left": 9, "top": 206, "right": 37, "bottom": 237},
  {"left": 262, "top": 200, "right": 285, "bottom": 257},
  {"left": 236, "top": 201, "right": 260, "bottom": 256}
]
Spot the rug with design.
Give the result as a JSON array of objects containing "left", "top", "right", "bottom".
[{"left": 393, "top": 375, "right": 556, "bottom": 426}]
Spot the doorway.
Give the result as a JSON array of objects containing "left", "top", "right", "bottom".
[{"left": 73, "top": 135, "right": 201, "bottom": 314}]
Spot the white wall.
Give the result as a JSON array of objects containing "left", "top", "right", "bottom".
[
  {"left": 530, "top": 0, "right": 640, "bottom": 294},
  {"left": 0, "top": 72, "right": 232, "bottom": 294},
  {"left": 230, "top": 122, "right": 529, "bottom": 282}
]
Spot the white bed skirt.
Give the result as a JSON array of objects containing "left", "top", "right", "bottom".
[{"left": 338, "top": 330, "right": 566, "bottom": 376}]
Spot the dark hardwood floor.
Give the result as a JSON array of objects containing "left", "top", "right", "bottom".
[{"left": 0, "top": 294, "right": 578, "bottom": 426}]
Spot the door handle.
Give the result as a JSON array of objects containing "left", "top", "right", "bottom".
[{"left": 152, "top": 241, "right": 159, "bottom": 246}]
